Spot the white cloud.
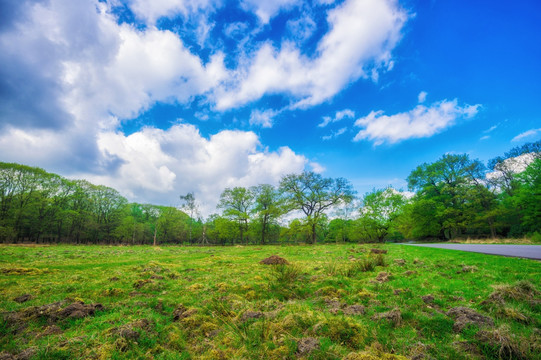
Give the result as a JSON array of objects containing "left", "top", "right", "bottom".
[
  {"left": 240, "top": 0, "right": 302, "bottom": 23},
  {"left": 417, "top": 91, "right": 427, "bottom": 103},
  {"left": 214, "top": 0, "right": 408, "bottom": 109},
  {"left": 318, "top": 109, "right": 355, "bottom": 127},
  {"left": 127, "top": 0, "right": 220, "bottom": 24},
  {"left": 249, "top": 109, "right": 279, "bottom": 128},
  {"left": 480, "top": 135, "right": 490, "bottom": 141},
  {"left": 322, "top": 127, "right": 347, "bottom": 140},
  {"left": 484, "top": 124, "right": 498, "bottom": 133},
  {"left": 353, "top": 99, "right": 480, "bottom": 145},
  {"left": 287, "top": 13, "right": 317, "bottom": 42},
  {"left": 511, "top": 128, "right": 541, "bottom": 142},
  {"left": 310, "top": 162, "right": 326, "bottom": 173},
  {"left": 72, "top": 124, "right": 308, "bottom": 216}
]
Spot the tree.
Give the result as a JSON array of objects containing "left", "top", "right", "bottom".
[
  {"left": 407, "top": 154, "right": 486, "bottom": 240},
  {"left": 180, "top": 192, "right": 200, "bottom": 244},
  {"left": 487, "top": 140, "right": 541, "bottom": 195},
  {"left": 279, "top": 171, "right": 355, "bottom": 244},
  {"left": 514, "top": 158, "right": 541, "bottom": 234},
  {"left": 251, "top": 184, "right": 283, "bottom": 244},
  {"left": 358, "top": 188, "right": 406, "bottom": 242},
  {"left": 218, "top": 187, "right": 254, "bottom": 244}
]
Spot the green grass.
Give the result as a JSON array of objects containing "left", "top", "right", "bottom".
[{"left": 0, "top": 244, "right": 540, "bottom": 359}]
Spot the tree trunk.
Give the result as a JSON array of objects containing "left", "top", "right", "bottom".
[
  {"left": 153, "top": 227, "right": 157, "bottom": 246},
  {"left": 311, "top": 222, "right": 316, "bottom": 244}
]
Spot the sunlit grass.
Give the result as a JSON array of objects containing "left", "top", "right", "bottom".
[{"left": 0, "top": 244, "right": 540, "bottom": 359}]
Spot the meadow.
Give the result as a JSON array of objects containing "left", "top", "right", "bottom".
[{"left": 0, "top": 244, "right": 540, "bottom": 359}]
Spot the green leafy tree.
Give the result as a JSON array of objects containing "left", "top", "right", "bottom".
[
  {"left": 279, "top": 171, "right": 355, "bottom": 244},
  {"left": 251, "top": 184, "right": 284, "bottom": 244},
  {"left": 514, "top": 158, "right": 541, "bottom": 234},
  {"left": 407, "top": 154, "right": 486, "bottom": 240},
  {"left": 180, "top": 192, "right": 200, "bottom": 244},
  {"left": 357, "top": 188, "right": 406, "bottom": 242},
  {"left": 218, "top": 187, "right": 254, "bottom": 244}
]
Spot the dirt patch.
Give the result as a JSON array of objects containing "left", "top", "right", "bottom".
[
  {"left": 446, "top": 307, "right": 494, "bottom": 332},
  {"left": 404, "top": 270, "right": 417, "bottom": 277},
  {"left": 343, "top": 305, "right": 366, "bottom": 315},
  {"left": 109, "top": 319, "right": 153, "bottom": 342},
  {"left": 394, "top": 259, "right": 406, "bottom": 266},
  {"left": 297, "top": 337, "right": 320, "bottom": 355},
  {"left": 39, "top": 325, "right": 62, "bottom": 337},
  {"left": 259, "top": 255, "right": 289, "bottom": 265},
  {"left": 370, "top": 249, "right": 387, "bottom": 254},
  {"left": 0, "top": 348, "right": 36, "bottom": 360},
  {"left": 57, "top": 302, "right": 104, "bottom": 319},
  {"left": 13, "top": 294, "right": 33, "bottom": 303},
  {"left": 133, "top": 279, "right": 153, "bottom": 289},
  {"left": 421, "top": 295, "right": 434, "bottom": 304},
  {"left": 109, "top": 276, "right": 120, "bottom": 281},
  {"left": 372, "top": 309, "right": 402, "bottom": 326},
  {"left": 173, "top": 305, "right": 197, "bottom": 321},
  {"left": 0, "top": 267, "right": 46, "bottom": 276},
  {"left": 457, "top": 265, "right": 478, "bottom": 274},
  {"left": 373, "top": 272, "right": 391, "bottom": 283},
  {"left": 241, "top": 311, "right": 264, "bottom": 321},
  {"left": 4, "top": 301, "right": 103, "bottom": 329}
]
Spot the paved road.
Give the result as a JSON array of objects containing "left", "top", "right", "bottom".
[{"left": 401, "top": 244, "right": 541, "bottom": 260}]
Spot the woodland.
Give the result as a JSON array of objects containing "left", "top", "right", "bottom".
[{"left": 0, "top": 141, "right": 540, "bottom": 245}]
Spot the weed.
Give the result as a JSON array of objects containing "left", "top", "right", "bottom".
[{"left": 268, "top": 263, "right": 301, "bottom": 285}]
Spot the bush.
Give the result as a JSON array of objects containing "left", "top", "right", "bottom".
[{"left": 530, "top": 231, "right": 541, "bottom": 243}]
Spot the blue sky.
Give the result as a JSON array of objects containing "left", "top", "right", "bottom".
[{"left": 1, "top": 0, "right": 540, "bottom": 216}]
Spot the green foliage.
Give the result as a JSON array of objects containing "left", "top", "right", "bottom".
[
  {"left": 279, "top": 171, "right": 355, "bottom": 243},
  {"left": 1, "top": 140, "right": 540, "bottom": 244}
]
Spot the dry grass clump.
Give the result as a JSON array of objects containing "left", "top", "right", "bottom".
[
  {"left": 0, "top": 267, "right": 47, "bottom": 275},
  {"left": 372, "top": 309, "right": 402, "bottom": 326},
  {"left": 476, "top": 325, "right": 533, "bottom": 360},
  {"left": 487, "top": 280, "right": 539, "bottom": 303},
  {"left": 345, "top": 343, "right": 409, "bottom": 360},
  {"left": 259, "top": 255, "right": 289, "bottom": 265}
]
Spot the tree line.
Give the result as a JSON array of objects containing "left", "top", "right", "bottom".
[{"left": 0, "top": 141, "right": 539, "bottom": 244}]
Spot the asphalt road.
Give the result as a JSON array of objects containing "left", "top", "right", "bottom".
[{"left": 401, "top": 243, "right": 541, "bottom": 260}]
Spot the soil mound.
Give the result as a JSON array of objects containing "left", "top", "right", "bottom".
[
  {"left": 259, "top": 255, "right": 289, "bottom": 265},
  {"left": 173, "top": 304, "right": 197, "bottom": 321},
  {"left": 372, "top": 309, "right": 402, "bottom": 326},
  {"left": 3, "top": 301, "right": 103, "bottom": 333},
  {"left": 13, "top": 294, "right": 32, "bottom": 303},
  {"left": 297, "top": 337, "right": 319, "bottom": 355},
  {"left": 370, "top": 249, "right": 387, "bottom": 254},
  {"left": 446, "top": 307, "right": 494, "bottom": 332},
  {"left": 241, "top": 311, "right": 264, "bottom": 321}
]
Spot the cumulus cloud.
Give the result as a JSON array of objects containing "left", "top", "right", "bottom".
[
  {"left": 214, "top": 0, "right": 408, "bottom": 109},
  {"left": 353, "top": 99, "right": 480, "bottom": 145},
  {"left": 511, "top": 128, "right": 541, "bottom": 142},
  {"left": 74, "top": 124, "right": 307, "bottom": 216},
  {"left": 0, "top": 0, "right": 410, "bottom": 212}
]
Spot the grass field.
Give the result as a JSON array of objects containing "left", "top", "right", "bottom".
[{"left": 1, "top": 244, "right": 540, "bottom": 359}]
